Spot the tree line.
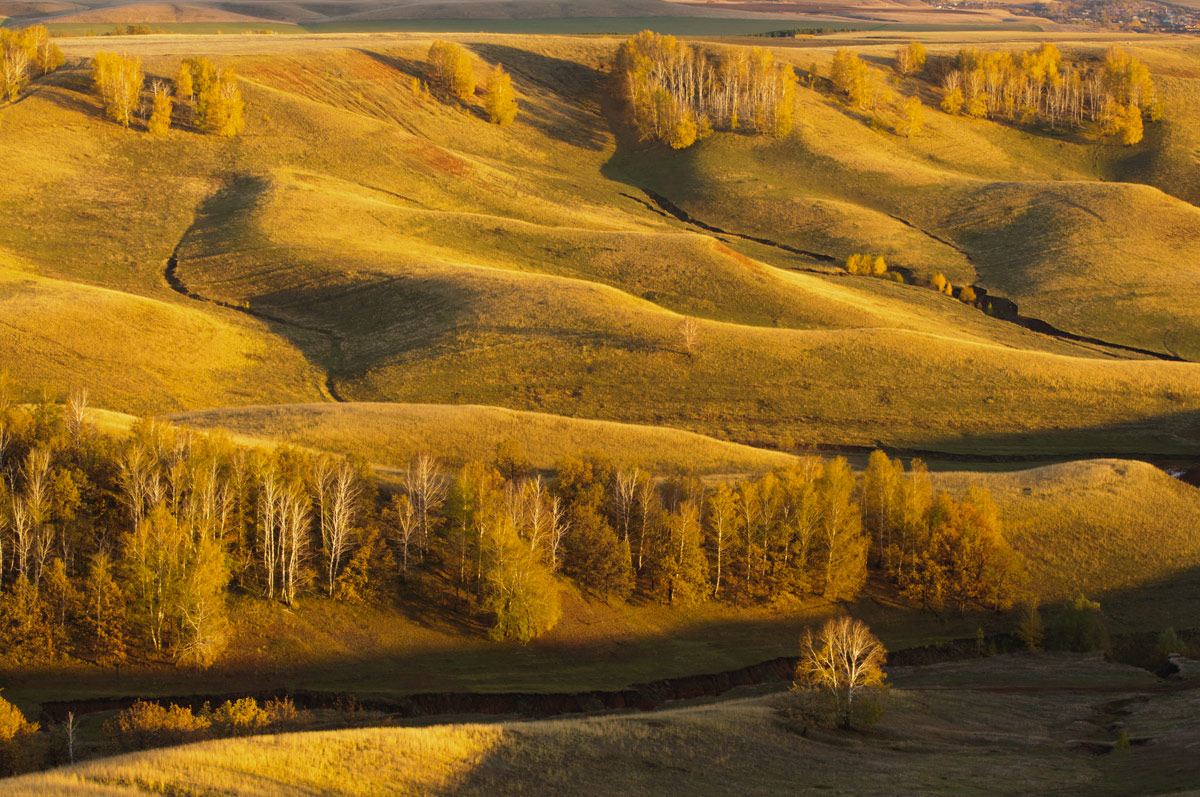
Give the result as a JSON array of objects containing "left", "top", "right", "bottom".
[
  {"left": 0, "top": 389, "right": 1026, "bottom": 668},
  {"left": 0, "top": 26, "right": 63, "bottom": 103},
  {"left": 614, "top": 30, "right": 798, "bottom": 149},
  {"left": 933, "top": 43, "right": 1158, "bottom": 144},
  {"left": 90, "top": 53, "right": 244, "bottom": 136}
]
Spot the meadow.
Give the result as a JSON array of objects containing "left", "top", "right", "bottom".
[
  {"left": 3, "top": 31, "right": 1199, "bottom": 454},
  {"left": 1, "top": 21, "right": 1200, "bottom": 791},
  {"left": 8, "top": 653, "right": 1195, "bottom": 795}
]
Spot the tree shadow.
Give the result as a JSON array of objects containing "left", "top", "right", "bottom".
[{"left": 463, "top": 42, "right": 608, "bottom": 151}]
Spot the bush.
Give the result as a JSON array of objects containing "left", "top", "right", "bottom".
[
  {"left": 210, "top": 698, "right": 269, "bottom": 735},
  {"left": 107, "top": 700, "right": 211, "bottom": 751},
  {"left": 263, "top": 697, "right": 309, "bottom": 729},
  {"left": 1152, "top": 627, "right": 1187, "bottom": 669},
  {"left": 1051, "top": 595, "right": 1110, "bottom": 653},
  {"left": 775, "top": 685, "right": 888, "bottom": 732},
  {"left": 0, "top": 692, "right": 41, "bottom": 776},
  {"left": 1016, "top": 602, "right": 1045, "bottom": 651}
]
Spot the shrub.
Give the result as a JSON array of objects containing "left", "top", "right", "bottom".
[
  {"left": 0, "top": 692, "right": 41, "bottom": 776},
  {"left": 107, "top": 700, "right": 211, "bottom": 751},
  {"left": 263, "top": 697, "right": 309, "bottom": 729},
  {"left": 1051, "top": 595, "right": 1110, "bottom": 653},
  {"left": 1152, "top": 627, "right": 1187, "bottom": 669},
  {"left": 210, "top": 698, "right": 269, "bottom": 736},
  {"left": 1016, "top": 601, "right": 1045, "bottom": 651}
]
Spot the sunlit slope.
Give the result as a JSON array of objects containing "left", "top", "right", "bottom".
[
  {"left": 176, "top": 168, "right": 1109, "bottom": 354},
  {"left": 174, "top": 232, "right": 1200, "bottom": 454},
  {"left": 0, "top": 267, "right": 323, "bottom": 413},
  {"left": 612, "top": 38, "right": 1200, "bottom": 360},
  {"left": 168, "top": 402, "right": 798, "bottom": 473},
  {"left": 3, "top": 34, "right": 1200, "bottom": 446},
  {"left": 938, "top": 460, "right": 1200, "bottom": 602}
]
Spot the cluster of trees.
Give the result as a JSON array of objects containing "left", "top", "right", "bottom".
[
  {"left": 936, "top": 43, "right": 1159, "bottom": 144},
  {"left": 614, "top": 30, "right": 798, "bottom": 149},
  {"left": 0, "top": 390, "right": 1026, "bottom": 668},
  {"left": 424, "top": 40, "right": 518, "bottom": 126},
  {"left": 843, "top": 253, "right": 903, "bottom": 282},
  {"left": 829, "top": 48, "right": 924, "bottom": 138},
  {"left": 894, "top": 41, "right": 927, "bottom": 77},
  {"left": 426, "top": 40, "right": 475, "bottom": 100},
  {"left": 90, "top": 53, "right": 244, "bottom": 136},
  {"left": 0, "top": 25, "right": 64, "bottom": 103}
]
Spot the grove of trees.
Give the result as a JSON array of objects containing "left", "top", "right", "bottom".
[
  {"left": 0, "top": 26, "right": 63, "bottom": 103},
  {"left": 614, "top": 30, "right": 798, "bottom": 149},
  {"left": 0, "top": 389, "right": 1027, "bottom": 670},
  {"left": 935, "top": 43, "right": 1159, "bottom": 144},
  {"left": 89, "top": 54, "right": 244, "bottom": 136},
  {"left": 426, "top": 40, "right": 475, "bottom": 101}
]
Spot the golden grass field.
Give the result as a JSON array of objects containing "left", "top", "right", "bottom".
[
  {"left": 2, "top": 31, "right": 1198, "bottom": 455},
  {"left": 7, "top": 653, "right": 1194, "bottom": 796},
  {"left": 3, "top": 26, "right": 1200, "bottom": 789}
]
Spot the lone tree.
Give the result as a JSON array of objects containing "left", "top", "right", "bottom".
[
  {"left": 485, "top": 62, "right": 518, "bottom": 125},
  {"left": 795, "top": 616, "right": 887, "bottom": 730},
  {"left": 678, "top": 316, "right": 700, "bottom": 358}
]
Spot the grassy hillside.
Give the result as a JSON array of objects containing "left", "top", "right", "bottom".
[
  {"left": 0, "top": 267, "right": 323, "bottom": 412},
  {"left": 168, "top": 402, "right": 798, "bottom": 473},
  {"left": 610, "top": 38, "right": 1200, "bottom": 361},
  {"left": 0, "top": 32, "right": 1190, "bottom": 455},
  {"left": 7, "top": 654, "right": 1187, "bottom": 796},
  {"left": 936, "top": 460, "right": 1200, "bottom": 604}
]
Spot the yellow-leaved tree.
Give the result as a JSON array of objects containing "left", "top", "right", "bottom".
[
  {"left": 199, "top": 67, "right": 244, "bottom": 137},
  {"left": 896, "top": 95, "right": 924, "bottom": 137},
  {"left": 795, "top": 616, "right": 887, "bottom": 730},
  {"left": 91, "top": 51, "right": 144, "bottom": 128},
  {"left": 427, "top": 40, "right": 475, "bottom": 101},
  {"left": 175, "top": 59, "right": 193, "bottom": 103},
  {"left": 484, "top": 62, "right": 518, "bottom": 126},
  {"left": 146, "top": 79, "right": 173, "bottom": 136}
]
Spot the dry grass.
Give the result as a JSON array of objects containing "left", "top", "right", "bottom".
[
  {"left": 8, "top": 653, "right": 1189, "bottom": 796},
  {"left": 168, "top": 401, "right": 796, "bottom": 473},
  {"left": 0, "top": 267, "right": 323, "bottom": 412},
  {"left": 939, "top": 460, "right": 1200, "bottom": 602}
]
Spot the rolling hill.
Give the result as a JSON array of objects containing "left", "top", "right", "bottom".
[{"left": 3, "top": 31, "right": 1198, "bottom": 456}]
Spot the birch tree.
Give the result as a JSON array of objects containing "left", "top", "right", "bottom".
[{"left": 795, "top": 616, "right": 887, "bottom": 730}]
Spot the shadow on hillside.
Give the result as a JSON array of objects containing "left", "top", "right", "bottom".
[
  {"left": 19, "top": 565, "right": 1200, "bottom": 729},
  {"left": 33, "top": 67, "right": 105, "bottom": 120},
  {"left": 465, "top": 42, "right": 608, "bottom": 151}
]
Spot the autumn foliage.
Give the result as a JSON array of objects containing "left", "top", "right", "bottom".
[
  {"left": 615, "top": 30, "right": 798, "bottom": 149},
  {"left": 484, "top": 63, "right": 518, "bottom": 126},
  {"left": 937, "top": 43, "right": 1158, "bottom": 144},
  {"left": 0, "top": 396, "right": 1023, "bottom": 666},
  {"left": 0, "top": 25, "right": 62, "bottom": 103},
  {"left": 427, "top": 40, "right": 475, "bottom": 101}
]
